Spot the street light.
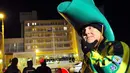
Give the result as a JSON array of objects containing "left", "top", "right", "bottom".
[{"left": 0, "top": 13, "right": 5, "bottom": 70}]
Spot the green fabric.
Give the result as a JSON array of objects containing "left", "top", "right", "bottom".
[{"left": 57, "top": 0, "right": 115, "bottom": 41}]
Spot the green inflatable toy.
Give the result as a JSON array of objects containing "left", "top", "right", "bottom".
[{"left": 57, "top": 0, "right": 115, "bottom": 41}]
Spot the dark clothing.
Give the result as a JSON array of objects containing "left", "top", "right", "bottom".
[
  {"left": 23, "top": 67, "right": 35, "bottom": 73},
  {"left": 4, "top": 65, "right": 20, "bottom": 73},
  {"left": 35, "top": 66, "right": 52, "bottom": 73}
]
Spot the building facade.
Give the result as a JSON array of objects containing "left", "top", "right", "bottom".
[
  {"left": 20, "top": 10, "right": 37, "bottom": 37},
  {"left": 3, "top": 19, "right": 81, "bottom": 72},
  {"left": 24, "top": 20, "right": 80, "bottom": 64},
  {"left": 5, "top": 38, "right": 24, "bottom": 53}
]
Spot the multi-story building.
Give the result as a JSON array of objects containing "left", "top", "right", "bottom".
[
  {"left": 24, "top": 19, "right": 80, "bottom": 64},
  {"left": 20, "top": 10, "right": 37, "bottom": 37},
  {"left": 2, "top": 19, "right": 81, "bottom": 71}
]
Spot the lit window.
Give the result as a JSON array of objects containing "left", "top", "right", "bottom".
[
  {"left": 35, "top": 28, "right": 37, "bottom": 31},
  {"left": 64, "top": 32, "right": 68, "bottom": 36},
  {"left": 64, "top": 27, "right": 67, "bottom": 30},
  {"left": 33, "top": 45, "right": 38, "bottom": 48},
  {"left": 32, "top": 28, "right": 37, "bottom": 31},
  {"left": 35, "top": 23, "right": 37, "bottom": 25},
  {"left": 0, "top": 59, "right": 2, "bottom": 63},
  {"left": 36, "top": 56, "right": 39, "bottom": 60},
  {"left": 32, "top": 28, "right": 35, "bottom": 31},
  {"left": 27, "top": 45, "right": 31, "bottom": 49},
  {"left": 35, "top": 49, "right": 39, "bottom": 53},
  {"left": 35, "top": 45, "right": 38, "bottom": 48},
  {"left": 32, "top": 23, "right": 34, "bottom": 25},
  {"left": 14, "top": 43, "right": 16, "bottom": 47},
  {"left": 27, "top": 23, "right": 30, "bottom": 26},
  {"left": 0, "top": 51, "right": 1, "bottom": 54},
  {"left": 33, "top": 40, "right": 37, "bottom": 43}
]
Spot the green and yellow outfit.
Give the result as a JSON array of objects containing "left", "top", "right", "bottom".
[
  {"left": 56, "top": 0, "right": 130, "bottom": 72},
  {"left": 82, "top": 40, "right": 130, "bottom": 73}
]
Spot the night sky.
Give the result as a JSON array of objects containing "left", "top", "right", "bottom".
[{"left": 0, "top": 0, "right": 130, "bottom": 45}]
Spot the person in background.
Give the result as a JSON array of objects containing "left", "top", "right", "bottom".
[
  {"left": 4, "top": 57, "right": 21, "bottom": 73},
  {"left": 35, "top": 58, "right": 52, "bottom": 73},
  {"left": 23, "top": 59, "right": 35, "bottom": 73}
]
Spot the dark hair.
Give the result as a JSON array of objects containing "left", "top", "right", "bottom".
[
  {"left": 41, "top": 59, "right": 47, "bottom": 66},
  {"left": 79, "top": 22, "right": 105, "bottom": 36},
  {"left": 27, "top": 60, "right": 33, "bottom": 67},
  {"left": 11, "top": 57, "right": 18, "bottom": 66}
]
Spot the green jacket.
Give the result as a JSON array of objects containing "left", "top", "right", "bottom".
[{"left": 82, "top": 40, "right": 130, "bottom": 73}]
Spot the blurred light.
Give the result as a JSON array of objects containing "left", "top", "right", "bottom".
[
  {"left": 27, "top": 23, "right": 30, "bottom": 26},
  {"left": 63, "top": 27, "right": 67, "bottom": 30},
  {"left": 32, "top": 28, "right": 37, "bottom": 31},
  {"left": 14, "top": 43, "right": 16, "bottom": 47},
  {"left": 32, "top": 23, "right": 34, "bottom": 25},
  {"left": 0, "top": 59, "right": 2, "bottom": 63},
  {"left": 45, "top": 56, "right": 48, "bottom": 59},
  {"left": 35, "top": 23, "right": 37, "bottom": 25},
  {"left": 0, "top": 13, "right": 4, "bottom": 19},
  {"left": 74, "top": 54, "right": 78, "bottom": 57},
  {"left": 0, "top": 51, "right": 1, "bottom": 54},
  {"left": 36, "top": 49, "right": 39, "bottom": 53},
  {"left": 32, "top": 28, "right": 35, "bottom": 31},
  {"left": 36, "top": 56, "right": 39, "bottom": 60}
]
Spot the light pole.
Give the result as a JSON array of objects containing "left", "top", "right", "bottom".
[{"left": 0, "top": 13, "right": 5, "bottom": 70}]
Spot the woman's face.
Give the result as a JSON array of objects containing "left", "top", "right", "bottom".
[{"left": 82, "top": 26, "right": 102, "bottom": 43}]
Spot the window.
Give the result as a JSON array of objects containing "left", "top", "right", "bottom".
[
  {"left": 64, "top": 43, "right": 70, "bottom": 47},
  {"left": 27, "top": 23, "right": 30, "bottom": 26},
  {"left": 57, "top": 44, "right": 63, "bottom": 47},
  {"left": 63, "top": 27, "right": 67, "bottom": 30},
  {"left": 32, "top": 23, "right": 35, "bottom": 25},
  {"left": 27, "top": 45, "right": 31, "bottom": 50},
  {"left": 34, "top": 23, "right": 37, "bottom": 25}
]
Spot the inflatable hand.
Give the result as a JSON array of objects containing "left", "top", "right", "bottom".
[{"left": 57, "top": 0, "right": 115, "bottom": 41}]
